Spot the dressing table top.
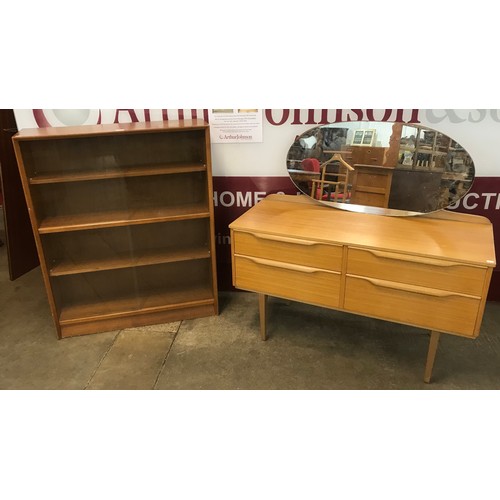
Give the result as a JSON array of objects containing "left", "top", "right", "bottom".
[{"left": 229, "top": 194, "right": 496, "bottom": 268}]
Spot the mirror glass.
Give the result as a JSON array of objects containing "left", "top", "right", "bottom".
[{"left": 286, "top": 121, "right": 475, "bottom": 216}]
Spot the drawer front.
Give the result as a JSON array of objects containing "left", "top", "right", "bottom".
[
  {"left": 234, "top": 255, "right": 341, "bottom": 309},
  {"left": 233, "top": 231, "right": 343, "bottom": 272},
  {"left": 355, "top": 171, "right": 389, "bottom": 188},
  {"left": 358, "top": 148, "right": 385, "bottom": 164},
  {"left": 347, "top": 247, "right": 487, "bottom": 296},
  {"left": 351, "top": 147, "right": 385, "bottom": 165},
  {"left": 344, "top": 275, "right": 480, "bottom": 337}
]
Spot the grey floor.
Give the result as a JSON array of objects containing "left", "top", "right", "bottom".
[{"left": 1, "top": 233, "right": 500, "bottom": 390}]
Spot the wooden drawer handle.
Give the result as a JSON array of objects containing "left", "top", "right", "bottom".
[
  {"left": 253, "top": 233, "right": 318, "bottom": 246},
  {"left": 362, "top": 248, "right": 479, "bottom": 268},
  {"left": 240, "top": 255, "right": 331, "bottom": 274},
  {"left": 355, "top": 275, "right": 480, "bottom": 299}
]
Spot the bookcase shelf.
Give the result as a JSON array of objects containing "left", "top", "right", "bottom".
[
  {"left": 59, "top": 284, "right": 215, "bottom": 325},
  {"left": 29, "top": 161, "right": 207, "bottom": 184},
  {"left": 37, "top": 202, "right": 210, "bottom": 233},
  {"left": 49, "top": 247, "right": 211, "bottom": 276},
  {"left": 13, "top": 119, "right": 218, "bottom": 338}
]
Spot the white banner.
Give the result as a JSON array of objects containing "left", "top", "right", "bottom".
[{"left": 13, "top": 109, "right": 500, "bottom": 177}]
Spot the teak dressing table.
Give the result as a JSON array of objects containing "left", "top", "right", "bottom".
[{"left": 229, "top": 194, "right": 496, "bottom": 382}]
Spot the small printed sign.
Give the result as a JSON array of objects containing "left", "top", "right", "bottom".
[{"left": 208, "top": 109, "right": 263, "bottom": 143}]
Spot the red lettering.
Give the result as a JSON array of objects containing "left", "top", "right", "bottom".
[
  {"left": 289, "top": 109, "right": 341, "bottom": 125},
  {"left": 113, "top": 109, "right": 139, "bottom": 123},
  {"left": 293, "top": 109, "right": 338, "bottom": 125},
  {"left": 391, "top": 109, "right": 406, "bottom": 122},
  {"left": 366, "top": 109, "right": 393, "bottom": 121},
  {"left": 291, "top": 109, "right": 302, "bottom": 125},
  {"left": 319, "top": 109, "right": 345, "bottom": 124},
  {"left": 405, "top": 109, "right": 420, "bottom": 123},
  {"left": 346, "top": 109, "right": 364, "bottom": 121},
  {"left": 32, "top": 109, "right": 51, "bottom": 128},
  {"left": 266, "top": 109, "right": 290, "bottom": 125},
  {"left": 32, "top": 109, "right": 103, "bottom": 127},
  {"left": 157, "top": 109, "right": 209, "bottom": 123},
  {"left": 391, "top": 109, "right": 420, "bottom": 123},
  {"left": 318, "top": 110, "right": 330, "bottom": 125},
  {"left": 305, "top": 109, "right": 317, "bottom": 124},
  {"left": 365, "top": 109, "right": 421, "bottom": 123}
]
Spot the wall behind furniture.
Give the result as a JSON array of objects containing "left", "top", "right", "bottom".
[{"left": 14, "top": 109, "right": 500, "bottom": 298}]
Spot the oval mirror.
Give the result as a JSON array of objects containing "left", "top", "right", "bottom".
[{"left": 286, "top": 121, "right": 475, "bottom": 216}]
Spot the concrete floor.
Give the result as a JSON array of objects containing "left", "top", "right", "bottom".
[{"left": 1, "top": 235, "right": 500, "bottom": 390}]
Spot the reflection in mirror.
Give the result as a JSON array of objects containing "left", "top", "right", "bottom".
[{"left": 286, "top": 121, "right": 475, "bottom": 216}]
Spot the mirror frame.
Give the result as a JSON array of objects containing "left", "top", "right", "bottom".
[{"left": 286, "top": 121, "right": 475, "bottom": 216}]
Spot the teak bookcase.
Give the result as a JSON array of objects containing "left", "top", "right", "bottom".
[{"left": 12, "top": 120, "right": 218, "bottom": 338}]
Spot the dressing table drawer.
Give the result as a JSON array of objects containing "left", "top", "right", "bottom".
[
  {"left": 234, "top": 255, "right": 341, "bottom": 309},
  {"left": 344, "top": 275, "right": 481, "bottom": 337},
  {"left": 233, "top": 231, "right": 343, "bottom": 272},
  {"left": 347, "top": 247, "right": 487, "bottom": 296}
]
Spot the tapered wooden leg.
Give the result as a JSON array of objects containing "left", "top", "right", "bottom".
[
  {"left": 424, "top": 330, "right": 441, "bottom": 383},
  {"left": 258, "top": 293, "right": 268, "bottom": 341}
]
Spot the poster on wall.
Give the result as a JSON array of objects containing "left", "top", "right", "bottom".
[{"left": 208, "top": 109, "right": 263, "bottom": 143}]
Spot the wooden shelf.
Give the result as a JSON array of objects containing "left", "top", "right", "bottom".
[
  {"left": 38, "top": 203, "right": 210, "bottom": 233},
  {"left": 13, "top": 121, "right": 219, "bottom": 338},
  {"left": 14, "top": 119, "right": 209, "bottom": 140},
  {"left": 416, "top": 147, "right": 447, "bottom": 155},
  {"left": 50, "top": 247, "right": 211, "bottom": 276},
  {"left": 30, "top": 161, "right": 207, "bottom": 185},
  {"left": 59, "top": 284, "right": 215, "bottom": 325},
  {"left": 399, "top": 146, "right": 447, "bottom": 155},
  {"left": 398, "top": 125, "right": 454, "bottom": 171}
]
